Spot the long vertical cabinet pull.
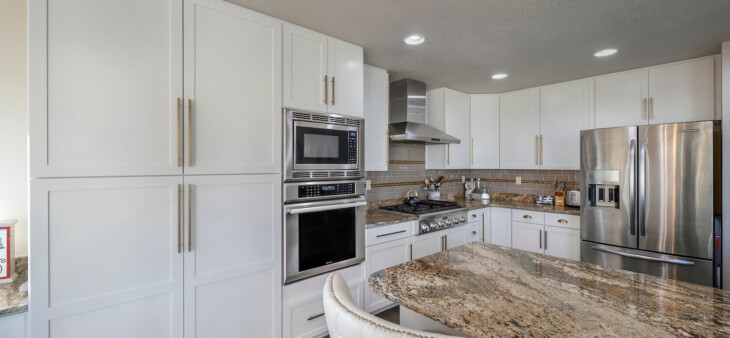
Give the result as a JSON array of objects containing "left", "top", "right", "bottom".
[
  {"left": 323, "top": 75, "right": 328, "bottom": 104},
  {"left": 481, "top": 214, "right": 485, "bottom": 242},
  {"left": 649, "top": 97, "right": 654, "bottom": 120},
  {"left": 544, "top": 230, "right": 548, "bottom": 250},
  {"left": 386, "top": 130, "right": 389, "bottom": 165},
  {"left": 408, "top": 243, "right": 413, "bottom": 261},
  {"left": 176, "top": 98, "right": 182, "bottom": 167},
  {"left": 471, "top": 138, "right": 474, "bottom": 165},
  {"left": 187, "top": 99, "right": 194, "bottom": 166},
  {"left": 642, "top": 98, "right": 647, "bottom": 120},
  {"left": 539, "top": 230, "right": 542, "bottom": 249},
  {"left": 177, "top": 184, "right": 182, "bottom": 253},
  {"left": 444, "top": 234, "right": 448, "bottom": 250},
  {"left": 188, "top": 184, "right": 193, "bottom": 252},
  {"left": 331, "top": 76, "right": 335, "bottom": 105},
  {"left": 539, "top": 135, "right": 543, "bottom": 165},
  {"left": 447, "top": 144, "right": 450, "bottom": 165},
  {"left": 535, "top": 135, "right": 539, "bottom": 165}
]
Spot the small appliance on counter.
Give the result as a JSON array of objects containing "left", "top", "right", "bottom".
[
  {"left": 536, "top": 196, "right": 554, "bottom": 205},
  {"left": 554, "top": 180, "right": 566, "bottom": 207},
  {"left": 566, "top": 190, "right": 580, "bottom": 207},
  {"left": 425, "top": 176, "right": 446, "bottom": 200},
  {"left": 0, "top": 220, "right": 17, "bottom": 284}
]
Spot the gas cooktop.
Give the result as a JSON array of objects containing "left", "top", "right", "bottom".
[{"left": 380, "top": 200, "right": 463, "bottom": 216}]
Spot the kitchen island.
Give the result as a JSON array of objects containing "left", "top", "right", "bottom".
[{"left": 369, "top": 242, "right": 730, "bottom": 337}]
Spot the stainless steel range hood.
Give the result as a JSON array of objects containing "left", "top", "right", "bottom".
[{"left": 388, "top": 78, "right": 460, "bottom": 144}]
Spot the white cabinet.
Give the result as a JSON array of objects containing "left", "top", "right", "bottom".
[
  {"left": 411, "top": 232, "right": 443, "bottom": 259},
  {"left": 183, "top": 174, "right": 281, "bottom": 338},
  {"left": 30, "top": 177, "right": 184, "bottom": 338},
  {"left": 499, "top": 89, "right": 540, "bottom": 169},
  {"left": 467, "top": 223, "right": 483, "bottom": 243},
  {"left": 647, "top": 57, "right": 716, "bottom": 124},
  {"left": 363, "top": 65, "right": 389, "bottom": 171},
  {"left": 511, "top": 221, "right": 544, "bottom": 254},
  {"left": 470, "top": 94, "right": 500, "bottom": 169},
  {"left": 490, "top": 207, "right": 512, "bottom": 247},
  {"left": 283, "top": 23, "right": 363, "bottom": 117},
  {"left": 426, "top": 88, "right": 471, "bottom": 169},
  {"left": 444, "top": 226, "right": 467, "bottom": 250},
  {"left": 29, "top": 0, "right": 183, "bottom": 178},
  {"left": 0, "top": 312, "right": 26, "bottom": 338},
  {"left": 594, "top": 69, "right": 649, "bottom": 128},
  {"left": 364, "top": 237, "right": 411, "bottom": 313},
  {"left": 543, "top": 225, "right": 580, "bottom": 260},
  {"left": 183, "top": 0, "right": 281, "bottom": 175},
  {"left": 539, "top": 80, "right": 590, "bottom": 170}
]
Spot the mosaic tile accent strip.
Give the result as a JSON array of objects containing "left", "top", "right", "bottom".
[{"left": 388, "top": 160, "right": 426, "bottom": 165}]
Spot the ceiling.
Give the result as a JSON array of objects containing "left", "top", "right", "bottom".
[{"left": 226, "top": 0, "right": 730, "bottom": 93}]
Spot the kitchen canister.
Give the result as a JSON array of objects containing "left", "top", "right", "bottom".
[{"left": 0, "top": 220, "right": 17, "bottom": 284}]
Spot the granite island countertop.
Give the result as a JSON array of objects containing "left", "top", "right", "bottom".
[
  {"left": 0, "top": 273, "right": 28, "bottom": 317},
  {"left": 370, "top": 242, "right": 730, "bottom": 337}
]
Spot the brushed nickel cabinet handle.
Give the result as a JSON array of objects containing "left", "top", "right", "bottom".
[
  {"left": 544, "top": 230, "right": 548, "bottom": 250},
  {"left": 376, "top": 229, "right": 406, "bottom": 238},
  {"left": 187, "top": 99, "right": 193, "bottom": 166},
  {"left": 539, "top": 230, "right": 542, "bottom": 249},
  {"left": 441, "top": 235, "right": 445, "bottom": 251},
  {"left": 323, "top": 75, "right": 328, "bottom": 104},
  {"left": 472, "top": 231, "right": 477, "bottom": 235},
  {"left": 523, "top": 215, "right": 532, "bottom": 219},
  {"left": 188, "top": 184, "right": 192, "bottom": 252},
  {"left": 307, "top": 313, "right": 325, "bottom": 321},
  {"left": 472, "top": 214, "right": 477, "bottom": 218},
  {"left": 447, "top": 144, "right": 450, "bottom": 165},
  {"left": 444, "top": 234, "right": 448, "bottom": 249},
  {"left": 409, "top": 243, "right": 413, "bottom": 261},
  {"left": 331, "top": 76, "right": 335, "bottom": 105},
  {"left": 177, "top": 184, "right": 182, "bottom": 253},
  {"left": 535, "top": 135, "right": 539, "bottom": 165},
  {"left": 482, "top": 214, "right": 485, "bottom": 242},
  {"left": 539, "top": 135, "right": 543, "bottom": 165},
  {"left": 642, "top": 98, "right": 647, "bottom": 120},
  {"left": 176, "top": 98, "right": 182, "bottom": 167},
  {"left": 649, "top": 97, "right": 654, "bottom": 120},
  {"left": 557, "top": 219, "right": 568, "bottom": 223}
]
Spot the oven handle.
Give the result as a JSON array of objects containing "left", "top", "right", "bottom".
[{"left": 287, "top": 201, "right": 367, "bottom": 214}]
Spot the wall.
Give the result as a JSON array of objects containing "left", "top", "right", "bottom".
[
  {"left": 0, "top": 0, "right": 28, "bottom": 257},
  {"left": 365, "top": 142, "right": 579, "bottom": 202},
  {"left": 722, "top": 41, "right": 729, "bottom": 290}
]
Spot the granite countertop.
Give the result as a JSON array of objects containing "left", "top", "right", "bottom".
[
  {"left": 0, "top": 274, "right": 28, "bottom": 317},
  {"left": 366, "top": 210, "right": 418, "bottom": 229},
  {"left": 459, "top": 198, "right": 581, "bottom": 216},
  {"left": 370, "top": 242, "right": 730, "bottom": 337}
]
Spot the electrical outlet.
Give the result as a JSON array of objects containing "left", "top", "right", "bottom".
[
  {"left": 365, "top": 180, "right": 372, "bottom": 190},
  {"left": 516, "top": 176, "right": 521, "bottom": 185},
  {"left": 462, "top": 176, "right": 466, "bottom": 183}
]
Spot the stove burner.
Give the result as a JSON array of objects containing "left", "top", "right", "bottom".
[{"left": 380, "top": 200, "right": 462, "bottom": 216}]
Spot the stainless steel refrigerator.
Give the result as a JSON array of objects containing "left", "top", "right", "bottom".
[{"left": 580, "top": 121, "right": 722, "bottom": 288}]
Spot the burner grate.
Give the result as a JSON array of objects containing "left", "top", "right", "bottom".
[{"left": 380, "top": 200, "right": 462, "bottom": 215}]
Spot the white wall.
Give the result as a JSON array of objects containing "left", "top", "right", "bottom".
[
  {"left": 0, "top": 0, "right": 28, "bottom": 257},
  {"left": 722, "top": 42, "right": 729, "bottom": 290}
]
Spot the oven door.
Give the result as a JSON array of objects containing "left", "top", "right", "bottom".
[
  {"left": 284, "top": 197, "right": 366, "bottom": 284},
  {"left": 292, "top": 121, "right": 359, "bottom": 171}
]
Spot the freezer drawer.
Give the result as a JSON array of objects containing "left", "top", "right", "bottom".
[{"left": 581, "top": 241, "right": 715, "bottom": 287}]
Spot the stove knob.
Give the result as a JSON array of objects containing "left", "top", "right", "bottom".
[
  {"left": 452, "top": 218, "right": 459, "bottom": 225},
  {"left": 459, "top": 216, "right": 467, "bottom": 223},
  {"left": 420, "top": 222, "right": 430, "bottom": 233},
  {"left": 437, "top": 221, "right": 445, "bottom": 228},
  {"left": 430, "top": 222, "right": 438, "bottom": 230},
  {"left": 445, "top": 219, "right": 452, "bottom": 226}
]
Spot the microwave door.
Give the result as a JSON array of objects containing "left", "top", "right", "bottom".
[{"left": 293, "top": 121, "right": 359, "bottom": 171}]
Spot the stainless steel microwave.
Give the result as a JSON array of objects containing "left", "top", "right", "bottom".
[{"left": 284, "top": 109, "right": 364, "bottom": 181}]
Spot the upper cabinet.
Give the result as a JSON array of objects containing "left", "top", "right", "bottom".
[
  {"left": 30, "top": 0, "right": 184, "bottom": 178},
  {"left": 184, "top": 0, "right": 281, "bottom": 175},
  {"left": 595, "top": 56, "right": 717, "bottom": 128},
  {"left": 539, "top": 79, "right": 590, "bottom": 170},
  {"left": 499, "top": 89, "right": 540, "bottom": 169},
  {"left": 363, "top": 65, "right": 389, "bottom": 171},
  {"left": 426, "top": 88, "right": 471, "bottom": 169},
  {"left": 283, "top": 23, "right": 363, "bottom": 117},
  {"left": 470, "top": 95, "right": 500, "bottom": 169}
]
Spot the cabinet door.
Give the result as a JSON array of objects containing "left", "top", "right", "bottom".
[
  {"left": 445, "top": 226, "right": 468, "bottom": 249},
  {"left": 327, "top": 38, "right": 364, "bottom": 117},
  {"left": 511, "top": 221, "right": 544, "bottom": 254},
  {"left": 490, "top": 207, "right": 512, "bottom": 247},
  {"left": 30, "top": 0, "right": 183, "bottom": 177},
  {"left": 411, "top": 233, "right": 443, "bottom": 259},
  {"left": 544, "top": 225, "right": 580, "bottom": 260},
  {"left": 283, "top": 23, "right": 328, "bottom": 113},
  {"left": 467, "top": 224, "right": 482, "bottom": 243},
  {"left": 363, "top": 65, "right": 389, "bottom": 171},
  {"left": 184, "top": 0, "right": 281, "bottom": 175},
  {"left": 499, "top": 89, "right": 540, "bottom": 169},
  {"left": 648, "top": 57, "right": 715, "bottom": 124},
  {"left": 183, "top": 174, "right": 281, "bottom": 338},
  {"left": 0, "top": 313, "right": 25, "bottom": 338},
  {"left": 539, "top": 80, "right": 589, "bottom": 170},
  {"left": 445, "top": 89, "right": 471, "bottom": 169},
  {"left": 482, "top": 209, "right": 492, "bottom": 244},
  {"left": 30, "top": 177, "right": 183, "bottom": 338},
  {"left": 364, "top": 237, "right": 410, "bottom": 312},
  {"left": 470, "top": 94, "right": 500, "bottom": 169},
  {"left": 594, "top": 69, "right": 649, "bottom": 128}
]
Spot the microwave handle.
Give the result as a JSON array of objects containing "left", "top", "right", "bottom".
[{"left": 288, "top": 201, "right": 367, "bottom": 215}]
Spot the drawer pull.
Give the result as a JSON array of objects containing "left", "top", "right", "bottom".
[
  {"left": 376, "top": 229, "right": 407, "bottom": 238},
  {"left": 523, "top": 215, "right": 532, "bottom": 219},
  {"left": 307, "top": 313, "right": 325, "bottom": 321},
  {"left": 471, "top": 231, "right": 477, "bottom": 235},
  {"left": 557, "top": 219, "right": 568, "bottom": 223},
  {"left": 472, "top": 214, "right": 477, "bottom": 218}
]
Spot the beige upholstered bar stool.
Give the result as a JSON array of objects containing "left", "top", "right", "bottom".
[{"left": 322, "top": 274, "right": 458, "bottom": 338}]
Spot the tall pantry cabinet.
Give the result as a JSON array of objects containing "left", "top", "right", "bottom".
[{"left": 29, "top": 0, "right": 282, "bottom": 337}]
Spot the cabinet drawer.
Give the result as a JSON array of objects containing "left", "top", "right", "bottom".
[
  {"left": 366, "top": 221, "right": 412, "bottom": 246},
  {"left": 467, "top": 209, "right": 486, "bottom": 224},
  {"left": 511, "top": 209, "right": 544, "bottom": 225},
  {"left": 467, "top": 223, "right": 482, "bottom": 243},
  {"left": 286, "top": 283, "right": 362, "bottom": 338},
  {"left": 545, "top": 213, "right": 580, "bottom": 230}
]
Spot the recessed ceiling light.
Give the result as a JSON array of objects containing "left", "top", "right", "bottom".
[
  {"left": 594, "top": 48, "right": 618, "bottom": 57},
  {"left": 404, "top": 35, "right": 425, "bottom": 45},
  {"left": 491, "top": 73, "right": 508, "bottom": 80}
]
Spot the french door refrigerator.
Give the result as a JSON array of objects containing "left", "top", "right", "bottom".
[{"left": 580, "top": 121, "right": 722, "bottom": 288}]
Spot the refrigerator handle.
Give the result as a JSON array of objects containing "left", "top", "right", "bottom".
[
  {"left": 638, "top": 138, "right": 647, "bottom": 237},
  {"left": 592, "top": 246, "right": 695, "bottom": 266},
  {"left": 629, "top": 139, "right": 636, "bottom": 236}
]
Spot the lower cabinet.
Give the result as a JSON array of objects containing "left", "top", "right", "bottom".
[
  {"left": 363, "top": 237, "right": 411, "bottom": 313},
  {"left": 467, "top": 208, "right": 490, "bottom": 243},
  {"left": 444, "top": 226, "right": 467, "bottom": 249},
  {"left": 0, "top": 312, "right": 26, "bottom": 338},
  {"left": 543, "top": 225, "right": 580, "bottom": 260},
  {"left": 511, "top": 221, "right": 544, "bottom": 254},
  {"left": 490, "top": 207, "right": 512, "bottom": 247},
  {"left": 510, "top": 213, "right": 580, "bottom": 260},
  {"left": 411, "top": 231, "right": 444, "bottom": 259}
]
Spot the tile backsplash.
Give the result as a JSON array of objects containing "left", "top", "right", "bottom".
[{"left": 365, "top": 142, "right": 580, "bottom": 201}]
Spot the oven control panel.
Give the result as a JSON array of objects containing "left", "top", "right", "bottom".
[
  {"left": 348, "top": 131, "right": 358, "bottom": 164},
  {"left": 299, "top": 183, "right": 356, "bottom": 198}
]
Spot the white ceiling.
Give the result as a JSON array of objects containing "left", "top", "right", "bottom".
[{"left": 226, "top": 0, "right": 730, "bottom": 93}]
